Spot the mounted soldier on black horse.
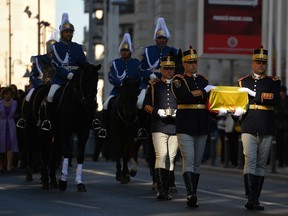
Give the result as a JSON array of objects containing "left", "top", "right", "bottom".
[
  {"left": 97, "top": 33, "right": 144, "bottom": 184},
  {"left": 17, "top": 13, "right": 101, "bottom": 191},
  {"left": 16, "top": 29, "right": 59, "bottom": 185}
]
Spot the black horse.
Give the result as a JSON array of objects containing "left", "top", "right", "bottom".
[
  {"left": 104, "top": 77, "right": 141, "bottom": 184},
  {"left": 18, "top": 82, "right": 60, "bottom": 189},
  {"left": 51, "top": 63, "right": 100, "bottom": 192}
]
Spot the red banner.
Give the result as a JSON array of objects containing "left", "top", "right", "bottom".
[{"left": 203, "top": 0, "right": 262, "bottom": 57}]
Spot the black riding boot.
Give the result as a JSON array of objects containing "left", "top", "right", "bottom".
[
  {"left": 155, "top": 168, "right": 171, "bottom": 200},
  {"left": 16, "top": 100, "right": 29, "bottom": 129},
  {"left": 244, "top": 173, "right": 264, "bottom": 210},
  {"left": 41, "top": 102, "right": 52, "bottom": 131},
  {"left": 92, "top": 118, "right": 102, "bottom": 131},
  {"left": 137, "top": 109, "right": 148, "bottom": 140},
  {"left": 183, "top": 172, "right": 199, "bottom": 207},
  {"left": 98, "top": 110, "right": 108, "bottom": 138},
  {"left": 169, "top": 170, "right": 177, "bottom": 193},
  {"left": 254, "top": 175, "right": 265, "bottom": 210}
]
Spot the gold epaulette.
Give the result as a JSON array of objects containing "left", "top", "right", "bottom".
[
  {"left": 197, "top": 74, "right": 208, "bottom": 81},
  {"left": 268, "top": 76, "right": 280, "bottom": 81},
  {"left": 173, "top": 74, "right": 184, "bottom": 79},
  {"left": 148, "top": 79, "right": 160, "bottom": 85},
  {"left": 238, "top": 74, "right": 250, "bottom": 82}
]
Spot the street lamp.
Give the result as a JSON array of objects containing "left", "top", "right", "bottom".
[
  {"left": 24, "top": 1, "right": 46, "bottom": 55},
  {"left": 7, "top": 0, "right": 12, "bottom": 85}
]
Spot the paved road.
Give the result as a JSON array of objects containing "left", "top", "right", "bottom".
[{"left": 0, "top": 157, "right": 287, "bottom": 216}]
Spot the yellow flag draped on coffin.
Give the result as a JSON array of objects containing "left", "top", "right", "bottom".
[{"left": 208, "top": 86, "right": 249, "bottom": 113}]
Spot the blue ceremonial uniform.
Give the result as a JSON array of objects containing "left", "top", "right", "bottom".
[
  {"left": 143, "top": 79, "right": 177, "bottom": 134},
  {"left": 30, "top": 54, "right": 51, "bottom": 88},
  {"left": 108, "top": 57, "right": 141, "bottom": 96},
  {"left": 140, "top": 45, "right": 178, "bottom": 89},
  {"left": 239, "top": 75, "right": 281, "bottom": 135},
  {"left": 51, "top": 41, "right": 86, "bottom": 85},
  {"left": 171, "top": 74, "right": 209, "bottom": 135}
]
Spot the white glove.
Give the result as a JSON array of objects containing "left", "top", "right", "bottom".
[
  {"left": 204, "top": 85, "right": 217, "bottom": 93},
  {"left": 157, "top": 109, "right": 167, "bottom": 118},
  {"left": 233, "top": 107, "right": 245, "bottom": 117},
  {"left": 218, "top": 108, "right": 228, "bottom": 117},
  {"left": 67, "top": 72, "right": 74, "bottom": 80},
  {"left": 172, "top": 109, "right": 177, "bottom": 118},
  {"left": 239, "top": 87, "right": 256, "bottom": 97},
  {"left": 150, "top": 73, "right": 157, "bottom": 80}
]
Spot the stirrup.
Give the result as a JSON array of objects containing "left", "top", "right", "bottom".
[
  {"left": 137, "top": 128, "right": 147, "bottom": 140},
  {"left": 98, "top": 128, "right": 107, "bottom": 138},
  {"left": 92, "top": 118, "right": 101, "bottom": 130},
  {"left": 41, "top": 120, "right": 51, "bottom": 131},
  {"left": 16, "top": 118, "right": 26, "bottom": 129}
]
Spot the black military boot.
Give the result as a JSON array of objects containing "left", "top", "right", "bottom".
[
  {"left": 98, "top": 110, "right": 108, "bottom": 138},
  {"left": 254, "top": 175, "right": 265, "bottom": 210},
  {"left": 183, "top": 172, "right": 199, "bottom": 208},
  {"left": 41, "top": 102, "right": 52, "bottom": 131},
  {"left": 169, "top": 170, "right": 177, "bottom": 193},
  {"left": 244, "top": 173, "right": 263, "bottom": 210},
  {"left": 155, "top": 168, "right": 171, "bottom": 200},
  {"left": 164, "top": 169, "right": 172, "bottom": 200},
  {"left": 155, "top": 168, "right": 165, "bottom": 200}
]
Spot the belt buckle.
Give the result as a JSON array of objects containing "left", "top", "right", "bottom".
[
  {"left": 255, "top": 105, "right": 258, "bottom": 110},
  {"left": 197, "top": 104, "right": 200, "bottom": 109}
]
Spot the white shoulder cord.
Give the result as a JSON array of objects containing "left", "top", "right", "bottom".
[
  {"left": 52, "top": 45, "right": 69, "bottom": 66},
  {"left": 35, "top": 57, "right": 43, "bottom": 79},
  {"left": 112, "top": 61, "right": 126, "bottom": 80},
  {"left": 145, "top": 48, "right": 159, "bottom": 71}
]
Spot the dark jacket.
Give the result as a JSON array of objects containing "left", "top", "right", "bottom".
[
  {"left": 171, "top": 73, "right": 209, "bottom": 135},
  {"left": 143, "top": 78, "right": 177, "bottom": 134},
  {"left": 238, "top": 74, "right": 281, "bottom": 135}
]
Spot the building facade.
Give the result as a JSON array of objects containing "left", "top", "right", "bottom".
[{"left": 86, "top": 0, "right": 288, "bottom": 100}]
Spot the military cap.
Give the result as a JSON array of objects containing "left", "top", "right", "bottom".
[
  {"left": 253, "top": 45, "right": 268, "bottom": 61},
  {"left": 182, "top": 46, "right": 199, "bottom": 62},
  {"left": 160, "top": 55, "right": 175, "bottom": 67}
]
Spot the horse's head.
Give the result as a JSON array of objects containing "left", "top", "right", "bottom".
[
  {"left": 70, "top": 63, "right": 101, "bottom": 116},
  {"left": 119, "top": 77, "right": 140, "bottom": 106},
  {"left": 71, "top": 63, "right": 100, "bottom": 97},
  {"left": 175, "top": 48, "right": 184, "bottom": 75}
]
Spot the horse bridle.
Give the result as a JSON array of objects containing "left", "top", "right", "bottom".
[{"left": 70, "top": 70, "right": 96, "bottom": 105}]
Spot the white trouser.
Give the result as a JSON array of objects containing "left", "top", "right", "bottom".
[
  {"left": 137, "top": 89, "right": 146, "bottom": 109},
  {"left": 242, "top": 133, "right": 273, "bottom": 176},
  {"left": 103, "top": 95, "right": 116, "bottom": 110},
  {"left": 177, "top": 133, "right": 208, "bottom": 174},
  {"left": 25, "top": 88, "right": 35, "bottom": 102},
  {"left": 152, "top": 132, "right": 178, "bottom": 171},
  {"left": 47, "top": 84, "right": 60, "bottom": 103}
]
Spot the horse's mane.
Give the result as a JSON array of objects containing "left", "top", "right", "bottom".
[{"left": 54, "top": 63, "right": 100, "bottom": 131}]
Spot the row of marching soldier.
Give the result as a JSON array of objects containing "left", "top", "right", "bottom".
[{"left": 96, "top": 16, "right": 281, "bottom": 211}]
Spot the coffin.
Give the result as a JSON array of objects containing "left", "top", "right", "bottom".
[{"left": 207, "top": 86, "right": 249, "bottom": 113}]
